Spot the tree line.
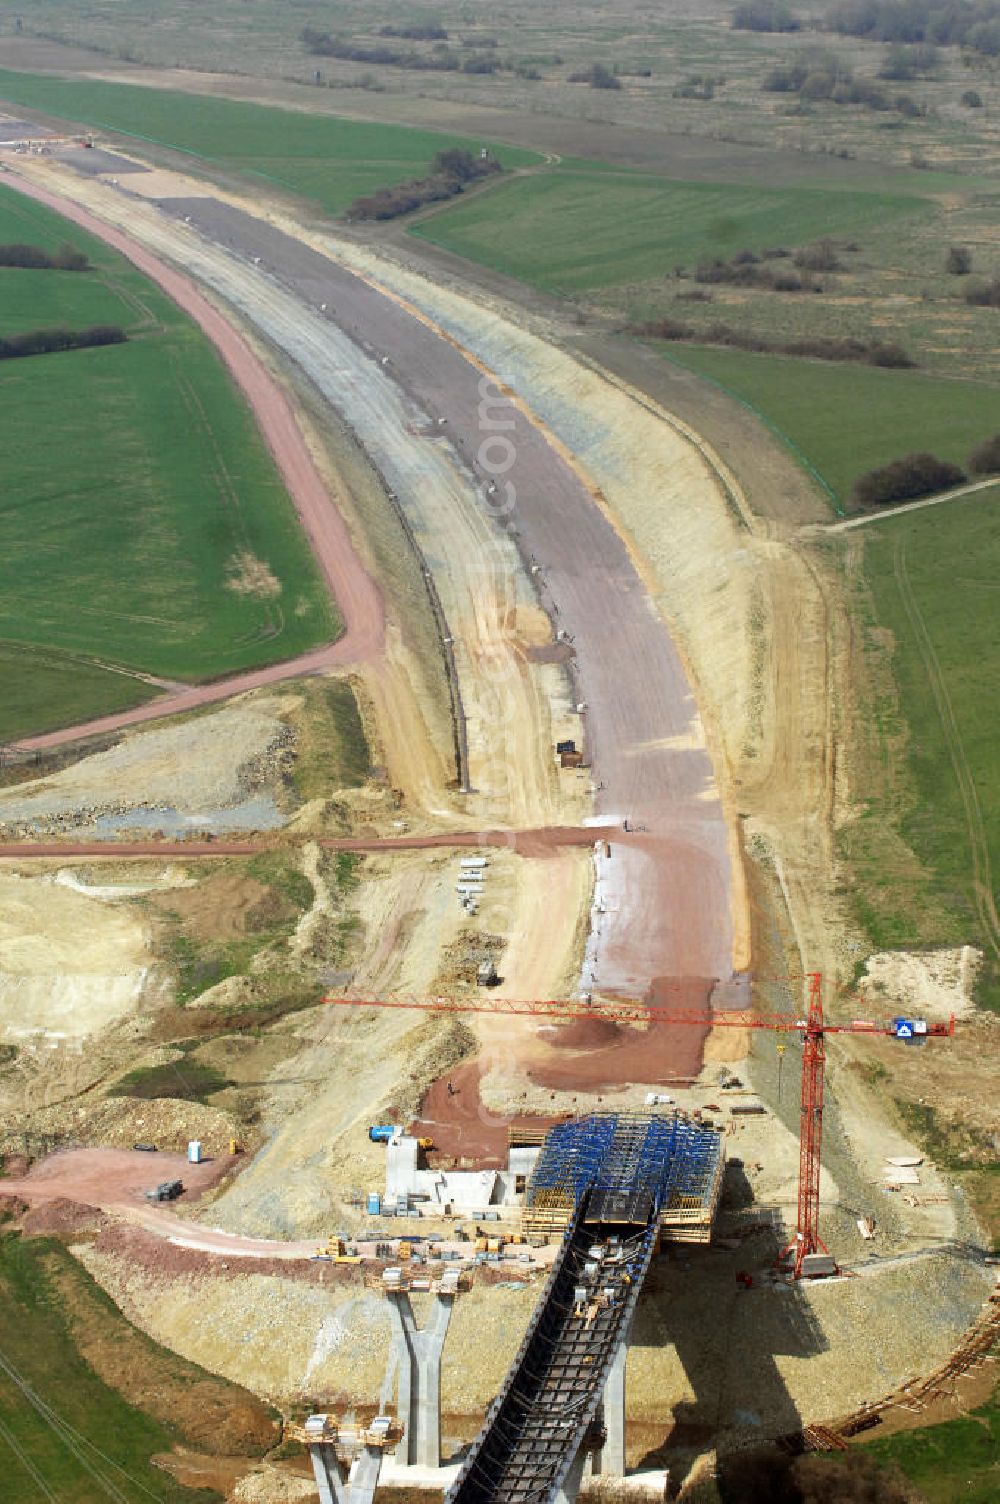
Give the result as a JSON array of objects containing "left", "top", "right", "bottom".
[
  {"left": 629, "top": 315, "right": 915, "bottom": 369},
  {"left": 736, "top": 0, "right": 1000, "bottom": 57},
  {"left": 0, "top": 241, "right": 90, "bottom": 271},
  {"left": 346, "top": 148, "right": 501, "bottom": 222},
  {"left": 854, "top": 432, "right": 1000, "bottom": 506},
  {"left": 0, "top": 326, "right": 126, "bottom": 360}
]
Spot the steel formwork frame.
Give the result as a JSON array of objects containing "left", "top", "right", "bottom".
[{"left": 524, "top": 1112, "right": 721, "bottom": 1231}]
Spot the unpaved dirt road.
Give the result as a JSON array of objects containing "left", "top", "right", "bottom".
[
  {"left": 7, "top": 176, "right": 384, "bottom": 754},
  {"left": 0, "top": 825, "right": 616, "bottom": 861}
]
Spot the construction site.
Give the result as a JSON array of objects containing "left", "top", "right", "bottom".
[{"left": 0, "top": 69, "right": 997, "bottom": 1504}]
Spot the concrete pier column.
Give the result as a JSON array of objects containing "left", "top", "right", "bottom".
[
  {"left": 308, "top": 1446, "right": 345, "bottom": 1504},
  {"left": 554, "top": 1445, "right": 588, "bottom": 1504},
  {"left": 589, "top": 1318, "right": 631, "bottom": 1478},
  {"left": 306, "top": 1443, "right": 386, "bottom": 1504},
  {"left": 385, "top": 1289, "right": 456, "bottom": 1468}
]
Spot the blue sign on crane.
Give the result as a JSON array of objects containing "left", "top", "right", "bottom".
[{"left": 892, "top": 1017, "right": 928, "bottom": 1041}]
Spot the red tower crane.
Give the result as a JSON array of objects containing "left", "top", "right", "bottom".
[{"left": 325, "top": 973, "right": 954, "bottom": 1279}]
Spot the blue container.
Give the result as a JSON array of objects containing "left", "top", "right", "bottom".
[
  {"left": 367, "top": 1192, "right": 382, "bottom": 1216},
  {"left": 369, "top": 1125, "right": 395, "bottom": 1143}
]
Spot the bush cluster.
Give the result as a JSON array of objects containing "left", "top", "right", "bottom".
[
  {"left": 0, "top": 325, "right": 125, "bottom": 360},
  {"left": 346, "top": 148, "right": 501, "bottom": 222},
  {"left": 968, "top": 432, "right": 1000, "bottom": 474},
  {"left": 0, "top": 241, "right": 89, "bottom": 270},
  {"left": 965, "top": 276, "right": 1000, "bottom": 307},
  {"left": 567, "top": 62, "right": 621, "bottom": 88},
  {"left": 824, "top": 0, "right": 1000, "bottom": 57},
  {"left": 302, "top": 27, "right": 461, "bottom": 71},
  {"left": 853, "top": 451, "right": 966, "bottom": 506},
  {"left": 693, "top": 254, "right": 822, "bottom": 291},
  {"left": 630, "top": 316, "right": 915, "bottom": 367},
  {"left": 763, "top": 56, "right": 924, "bottom": 113},
  {"left": 878, "top": 41, "right": 940, "bottom": 76},
  {"left": 379, "top": 23, "right": 448, "bottom": 40},
  {"left": 733, "top": 0, "right": 801, "bottom": 30},
  {"left": 673, "top": 73, "right": 724, "bottom": 99}
]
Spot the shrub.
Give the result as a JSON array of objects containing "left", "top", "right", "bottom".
[
  {"left": 965, "top": 277, "right": 1000, "bottom": 307},
  {"left": 346, "top": 149, "right": 501, "bottom": 221},
  {"left": 673, "top": 74, "right": 716, "bottom": 99},
  {"left": 853, "top": 451, "right": 966, "bottom": 507},
  {"left": 733, "top": 0, "right": 801, "bottom": 30},
  {"left": 946, "top": 244, "right": 972, "bottom": 275},
  {"left": 825, "top": 0, "right": 1000, "bottom": 60},
  {"left": 962, "top": 88, "right": 983, "bottom": 106},
  {"left": 794, "top": 238, "right": 841, "bottom": 271},
  {"left": 968, "top": 432, "right": 1000, "bottom": 475},
  {"left": 628, "top": 317, "right": 915, "bottom": 368},
  {"left": 879, "top": 42, "right": 940, "bottom": 77},
  {"left": 569, "top": 62, "right": 621, "bottom": 88},
  {"left": 379, "top": 23, "right": 448, "bottom": 40}
]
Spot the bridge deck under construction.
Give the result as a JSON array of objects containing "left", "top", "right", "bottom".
[{"left": 445, "top": 1114, "right": 724, "bottom": 1504}]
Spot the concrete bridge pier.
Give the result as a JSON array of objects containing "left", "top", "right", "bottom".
[
  {"left": 307, "top": 1441, "right": 384, "bottom": 1504},
  {"left": 554, "top": 1446, "right": 588, "bottom": 1504},
  {"left": 385, "top": 1287, "right": 457, "bottom": 1468},
  {"left": 588, "top": 1318, "right": 631, "bottom": 1478}
]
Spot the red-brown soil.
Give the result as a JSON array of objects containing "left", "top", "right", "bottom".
[{"left": 412, "top": 1063, "right": 564, "bottom": 1166}]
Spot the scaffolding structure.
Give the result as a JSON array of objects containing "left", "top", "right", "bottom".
[{"left": 523, "top": 1112, "right": 723, "bottom": 1242}]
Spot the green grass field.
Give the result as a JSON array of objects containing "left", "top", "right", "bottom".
[
  {"left": 0, "top": 646, "right": 158, "bottom": 743},
  {"left": 860, "top": 1384, "right": 1000, "bottom": 1503},
  {"left": 846, "top": 487, "right": 1000, "bottom": 1008},
  {"left": 0, "top": 1232, "right": 219, "bottom": 1502},
  {"left": 411, "top": 167, "right": 922, "bottom": 291},
  {"left": 655, "top": 345, "right": 1000, "bottom": 509},
  {"left": 0, "top": 183, "right": 337, "bottom": 738},
  {"left": 0, "top": 68, "right": 540, "bottom": 214}
]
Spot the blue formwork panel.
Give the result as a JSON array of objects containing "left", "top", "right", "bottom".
[{"left": 525, "top": 1112, "right": 721, "bottom": 1224}]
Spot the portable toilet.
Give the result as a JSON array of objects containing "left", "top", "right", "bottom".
[
  {"left": 187, "top": 1140, "right": 202, "bottom": 1164},
  {"left": 367, "top": 1191, "right": 382, "bottom": 1216}
]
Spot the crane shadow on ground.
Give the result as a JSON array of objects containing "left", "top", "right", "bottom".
[{"left": 632, "top": 1162, "right": 827, "bottom": 1496}]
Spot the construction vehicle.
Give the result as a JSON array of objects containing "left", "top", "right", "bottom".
[{"left": 144, "top": 1179, "right": 183, "bottom": 1203}]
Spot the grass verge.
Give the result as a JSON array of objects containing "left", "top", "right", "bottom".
[
  {"left": 839, "top": 487, "right": 1000, "bottom": 1008},
  {"left": 859, "top": 1385, "right": 1000, "bottom": 1504},
  {"left": 0, "top": 1231, "right": 229, "bottom": 1502},
  {"left": 654, "top": 345, "right": 1000, "bottom": 509},
  {"left": 411, "top": 166, "right": 921, "bottom": 291},
  {"left": 0, "top": 181, "right": 337, "bottom": 733},
  {"left": 0, "top": 643, "right": 159, "bottom": 744},
  {"left": 286, "top": 677, "right": 372, "bottom": 801},
  {"left": 0, "top": 68, "right": 539, "bottom": 213}
]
